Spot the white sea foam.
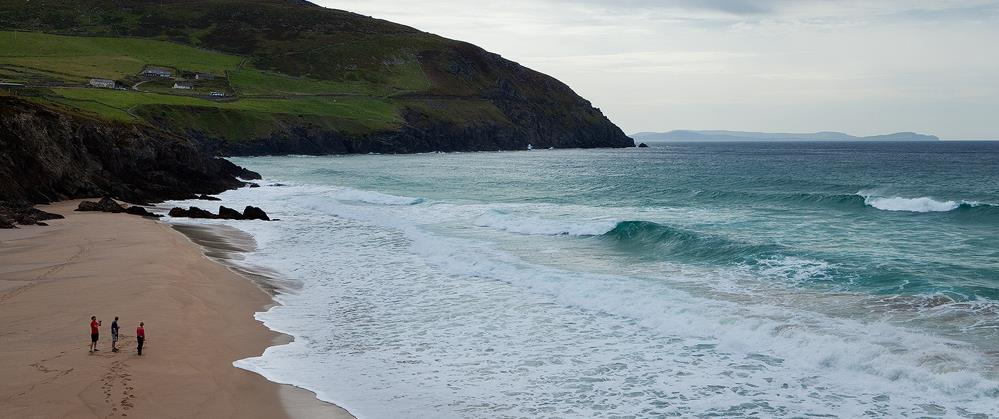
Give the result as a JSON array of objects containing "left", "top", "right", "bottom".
[
  {"left": 473, "top": 209, "right": 618, "bottom": 236},
  {"left": 865, "top": 195, "right": 959, "bottom": 212},
  {"left": 168, "top": 182, "right": 999, "bottom": 418},
  {"left": 331, "top": 187, "right": 424, "bottom": 205},
  {"left": 856, "top": 190, "right": 977, "bottom": 212}
]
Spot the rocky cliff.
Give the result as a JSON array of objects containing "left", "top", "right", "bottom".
[{"left": 0, "top": 96, "right": 256, "bottom": 204}]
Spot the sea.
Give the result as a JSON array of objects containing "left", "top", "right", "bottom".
[{"left": 165, "top": 141, "right": 999, "bottom": 418}]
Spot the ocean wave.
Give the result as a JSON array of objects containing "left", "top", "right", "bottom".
[
  {"left": 473, "top": 210, "right": 618, "bottom": 236},
  {"left": 857, "top": 190, "right": 996, "bottom": 213},
  {"left": 862, "top": 195, "right": 959, "bottom": 212},
  {"left": 332, "top": 188, "right": 425, "bottom": 206},
  {"left": 685, "top": 188, "right": 999, "bottom": 216},
  {"left": 601, "top": 220, "right": 784, "bottom": 263}
]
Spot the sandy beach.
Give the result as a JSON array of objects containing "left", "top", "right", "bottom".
[{"left": 0, "top": 201, "right": 352, "bottom": 419}]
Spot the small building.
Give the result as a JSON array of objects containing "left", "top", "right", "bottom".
[
  {"left": 209, "top": 91, "right": 225, "bottom": 97},
  {"left": 194, "top": 72, "right": 215, "bottom": 80},
  {"left": 88, "top": 78, "right": 116, "bottom": 89},
  {"left": 141, "top": 67, "right": 173, "bottom": 78},
  {"left": 172, "top": 81, "right": 193, "bottom": 90}
]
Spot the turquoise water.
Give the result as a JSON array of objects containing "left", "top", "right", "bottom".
[{"left": 197, "top": 142, "right": 997, "bottom": 417}]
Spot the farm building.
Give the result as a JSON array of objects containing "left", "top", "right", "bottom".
[
  {"left": 172, "top": 81, "right": 193, "bottom": 90},
  {"left": 141, "top": 67, "right": 173, "bottom": 78},
  {"left": 88, "top": 78, "right": 116, "bottom": 89},
  {"left": 209, "top": 91, "right": 225, "bottom": 97}
]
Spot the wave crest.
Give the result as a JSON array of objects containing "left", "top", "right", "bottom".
[
  {"left": 333, "top": 188, "right": 425, "bottom": 205},
  {"left": 602, "top": 220, "right": 784, "bottom": 263},
  {"left": 857, "top": 190, "right": 996, "bottom": 213},
  {"left": 473, "top": 210, "right": 618, "bottom": 236}
]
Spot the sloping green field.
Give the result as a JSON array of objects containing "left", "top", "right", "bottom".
[
  {"left": 0, "top": 31, "right": 437, "bottom": 139},
  {"left": 0, "top": 31, "right": 242, "bottom": 80}
]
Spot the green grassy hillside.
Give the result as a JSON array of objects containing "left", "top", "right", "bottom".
[{"left": 0, "top": 0, "right": 632, "bottom": 153}]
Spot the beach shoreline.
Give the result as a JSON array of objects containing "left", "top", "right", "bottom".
[{"left": 0, "top": 200, "right": 352, "bottom": 419}]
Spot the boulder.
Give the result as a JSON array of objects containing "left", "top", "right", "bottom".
[
  {"left": 168, "top": 206, "right": 217, "bottom": 218},
  {"left": 247, "top": 182, "right": 261, "bottom": 188},
  {"left": 218, "top": 206, "right": 244, "bottom": 220},
  {"left": 196, "top": 194, "right": 222, "bottom": 201},
  {"left": 242, "top": 206, "right": 270, "bottom": 221},
  {"left": 186, "top": 206, "right": 218, "bottom": 219},
  {"left": 1, "top": 201, "right": 64, "bottom": 227},
  {"left": 124, "top": 206, "right": 162, "bottom": 218},
  {"left": 637, "top": 143, "right": 649, "bottom": 148},
  {"left": 168, "top": 207, "right": 189, "bottom": 217},
  {"left": 76, "top": 197, "right": 125, "bottom": 213}
]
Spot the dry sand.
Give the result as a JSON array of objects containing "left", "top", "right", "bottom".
[{"left": 0, "top": 201, "right": 353, "bottom": 419}]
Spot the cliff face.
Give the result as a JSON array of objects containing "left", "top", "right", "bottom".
[
  {"left": 223, "top": 105, "right": 632, "bottom": 156},
  {"left": 0, "top": 97, "right": 256, "bottom": 204}
]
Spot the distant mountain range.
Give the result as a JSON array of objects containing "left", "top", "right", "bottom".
[{"left": 632, "top": 130, "right": 940, "bottom": 142}]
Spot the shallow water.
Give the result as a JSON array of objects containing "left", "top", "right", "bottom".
[{"left": 168, "top": 141, "right": 999, "bottom": 418}]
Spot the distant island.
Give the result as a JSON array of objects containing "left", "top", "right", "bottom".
[{"left": 632, "top": 130, "right": 940, "bottom": 142}]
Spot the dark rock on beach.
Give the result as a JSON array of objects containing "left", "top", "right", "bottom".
[
  {"left": 637, "top": 143, "right": 649, "bottom": 148},
  {"left": 218, "top": 206, "right": 244, "bottom": 220},
  {"left": 168, "top": 205, "right": 270, "bottom": 221},
  {"left": 124, "top": 206, "right": 162, "bottom": 218},
  {"left": 0, "top": 201, "right": 65, "bottom": 228},
  {"left": 195, "top": 194, "right": 223, "bottom": 201},
  {"left": 242, "top": 206, "right": 270, "bottom": 221},
  {"left": 76, "top": 197, "right": 125, "bottom": 213},
  {"left": 185, "top": 207, "right": 218, "bottom": 219}
]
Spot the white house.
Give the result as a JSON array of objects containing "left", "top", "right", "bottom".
[
  {"left": 142, "top": 67, "right": 173, "bottom": 78},
  {"left": 88, "top": 78, "right": 115, "bottom": 89},
  {"left": 172, "top": 81, "right": 193, "bottom": 90}
]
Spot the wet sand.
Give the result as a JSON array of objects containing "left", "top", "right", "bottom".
[{"left": 0, "top": 201, "right": 353, "bottom": 419}]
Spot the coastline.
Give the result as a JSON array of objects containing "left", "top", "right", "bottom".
[{"left": 0, "top": 200, "right": 352, "bottom": 419}]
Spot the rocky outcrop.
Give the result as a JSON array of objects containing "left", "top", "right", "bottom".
[
  {"left": 223, "top": 108, "right": 631, "bottom": 156},
  {"left": 0, "top": 97, "right": 258, "bottom": 204},
  {"left": 241, "top": 206, "right": 270, "bottom": 221},
  {"left": 77, "top": 197, "right": 125, "bottom": 213},
  {"left": 124, "top": 205, "right": 162, "bottom": 218},
  {"left": 77, "top": 197, "right": 162, "bottom": 217},
  {"left": 168, "top": 205, "right": 270, "bottom": 221},
  {"left": 218, "top": 206, "right": 243, "bottom": 219},
  {"left": 0, "top": 201, "right": 64, "bottom": 228},
  {"left": 168, "top": 206, "right": 218, "bottom": 219}
]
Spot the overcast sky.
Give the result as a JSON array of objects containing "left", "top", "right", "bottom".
[{"left": 318, "top": 0, "right": 999, "bottom": 139}]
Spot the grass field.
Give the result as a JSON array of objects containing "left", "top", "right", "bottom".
[
  {"left": 227, "top": 68, "right": 379, "bottom": 96},
  {"left": 1, "top": 30, "right": 422, "bottom": 139},
  {"left": 41, "top": 87, "right": 404, "bottom": 138},
  {"left": 0, "top": 31, "right": 243, "bottom": 80}
]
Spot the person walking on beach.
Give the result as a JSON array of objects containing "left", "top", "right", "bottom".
[
  {"left": 110, "top": 317, "right": 120, "bottom": 352},
  {"left": 136, "top": 322, "right": 145, "bottom": 356},
  {"left": 89, "top": 316, "right": 101, "bottom": 352}
]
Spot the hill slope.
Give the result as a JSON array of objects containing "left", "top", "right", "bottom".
[{"left": 0, "top": 0, "right": 633, "bottom": 155}]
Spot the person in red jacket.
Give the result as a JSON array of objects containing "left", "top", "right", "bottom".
[
  {"left": 89, "top": 316, "right": 101, "bottom": 352},
  {"left": 136, "top": 322, "right": 145, "bottom": 356}
]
